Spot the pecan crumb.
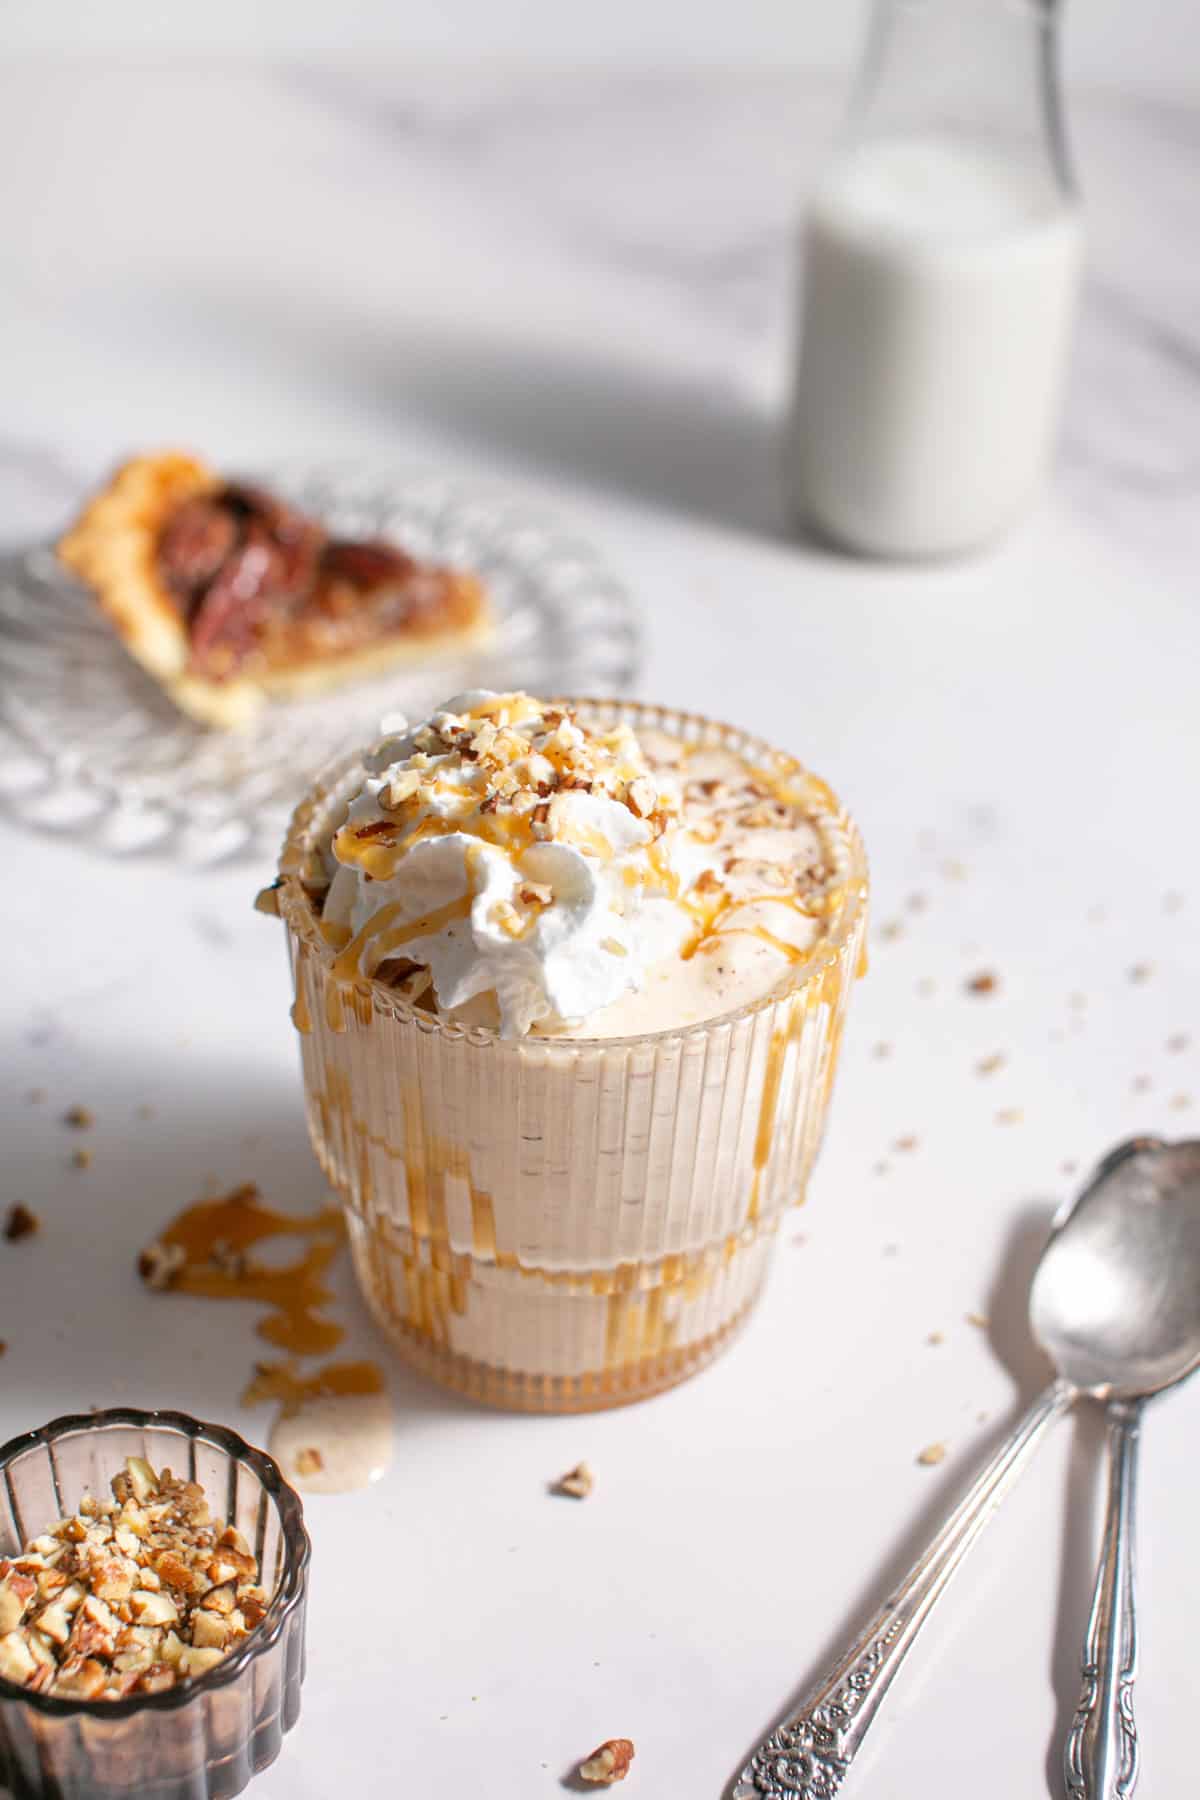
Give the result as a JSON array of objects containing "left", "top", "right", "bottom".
[
  {"left": 927, "top": 1331, "right": 944, "bottom": 1346},
  {"left": 965, "top": 1312, "right": 989, "bottom": 1330},
  {"left": 64, "top": 1105, "right": 94, "bottom": 1130},
  {"left": 1128, "top": 962, "right": 1154, "bottom": 984},
  {"left": 4, "top": 1204, "right": 39, "bottom": 1243},
  {"left": 552, "top": 1462, "right": 594, "bottom": 1500},
  {"left": 71, "top": 1147, "right": 92, "bottom": 1169},
  {"left": 893, "top": 1134, "right": 918, "bottom": 1153},
  {"left": 294, "top": 1448, "right": 324, "bottom": 1477},
  {"left": 966, "top": 971, "right": 997, "bottom": 996},
  {"left": 916, "top": 1442, "right": 947, "bottom": 1468},
  {"left": 994, "top": 1108, "right": 1023, "bottom": 1126},
  {"left": 137, "top": 1241, "right": 186, "bottom": 1290},
  {"left": 975, "top": 1052, "right": 1006, "bottom": 1076},
  {"left": 579, "top": 1738, "right": 635, "bottom": 1784}
]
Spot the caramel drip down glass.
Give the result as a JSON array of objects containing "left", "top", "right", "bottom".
[{"left": 275, "top": 701, "right": 868, "bottom": 1413}]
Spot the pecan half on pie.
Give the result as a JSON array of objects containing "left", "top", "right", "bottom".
[{"left": 57, "top": 452, "right": 492, "bottom": 727}]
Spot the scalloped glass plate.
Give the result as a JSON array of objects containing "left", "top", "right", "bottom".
[{"left": 0, "top": 466, "right": 640, "bottom": 864}]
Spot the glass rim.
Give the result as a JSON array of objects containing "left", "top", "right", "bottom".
[
  {"left": 274, "top": 696, "right": 869, "bottom": 1051},
  {"left": 0, "top": 1406, "right": 310, "bottom": 1721}
]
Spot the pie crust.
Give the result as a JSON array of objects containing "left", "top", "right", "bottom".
[{"left": 58, "top": 452, "right": 493, "bottom": 729}]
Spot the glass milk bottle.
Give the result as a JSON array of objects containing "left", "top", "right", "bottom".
[{"left": 785, "top": 0, "right": 1083, "bottom": 558}]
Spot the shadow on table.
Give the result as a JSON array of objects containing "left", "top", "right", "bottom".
[
  {"left": 723, "top": 1203, "right": 1104, "bottom": 1799},
  {"left": 151, "top": 275, "right": 794, "bottom": 542},
  {"left": 375, "top": 325, "right": 791, "bottom": 543},
  {"left": 3, "top": 1031, "right": 507, "bottom": 1446}
]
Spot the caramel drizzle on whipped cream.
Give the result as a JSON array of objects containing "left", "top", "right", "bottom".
[
  {"left": 334, "top": 694, "right": 672, "bottom": 880},
  {"left": 310, "top": 696, "right": 845, "bottom": 1026},
  {"left": 324, "top": 695, "right": 678, "bottom": 981},
  {"left": 331, "top": 895, "right": 473, "bottom": 984},
  {"left": 671, "top": 768, "right": 840, "bottom": 967}
]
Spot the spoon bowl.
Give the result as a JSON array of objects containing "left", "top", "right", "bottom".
[{"left": 1030, "top": 1135, "right": 1200, "bottom": 1400}]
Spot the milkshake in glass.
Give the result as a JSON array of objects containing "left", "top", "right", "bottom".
[{"left": 266, "top": 693, "right": 867, "bottom": 1411}]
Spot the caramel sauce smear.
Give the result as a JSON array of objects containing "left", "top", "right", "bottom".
[
  {"left": 241, "top": 1357, "right": 385, "bottom": 1416},
  {"left": 137, "top": 1181, "right": 347, "bottom": 1356}
]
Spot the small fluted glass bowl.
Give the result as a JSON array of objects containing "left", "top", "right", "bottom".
[{"left": 0, "top": 1408, "right": 310, "bottom": 1800}]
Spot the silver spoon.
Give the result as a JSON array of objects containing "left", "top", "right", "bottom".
[
  {"left": 733, "top": 1136, "right": 1200, "bottom": 1800},
  {"left": 1032, "top": 1135, "right": 1200, "bottom": 1800}
]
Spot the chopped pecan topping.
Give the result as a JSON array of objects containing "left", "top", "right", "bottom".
[
  {"left": 0, "top": 1458, "right": 268, "bottom": 1701},
  {"left": 353, "top": 818, "right": 399, "bottom": 842}
]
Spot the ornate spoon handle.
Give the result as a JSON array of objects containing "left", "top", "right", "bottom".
[
  {"left": 1064, "top": 1398, "right": 1142, "bottom": 1800},
  {"left": 733, "top": 1379, "right": 1075, "bottom": 1800}
]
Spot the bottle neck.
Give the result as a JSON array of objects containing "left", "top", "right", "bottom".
[{"left": 846, "top": 0, "right": 1075, "bottom": 193}]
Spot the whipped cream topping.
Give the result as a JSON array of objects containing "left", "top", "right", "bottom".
[
  {"left": 317, "top": 693, "right": 841, "bottom": 1038},
  {"left": 321, "top": 693, "right": 696, "bottom": 1035}
]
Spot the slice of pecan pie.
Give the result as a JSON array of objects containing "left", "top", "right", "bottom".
[{"left": 57, "top": 452, "right": 493, "bottom": 728}]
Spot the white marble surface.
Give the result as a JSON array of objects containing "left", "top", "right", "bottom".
[
  {"left": 1, "top": 63, "right": 1198, "bottom": 1800},
  {"left": 5, "top": 0, "right": 1198, "bottom": 101}
]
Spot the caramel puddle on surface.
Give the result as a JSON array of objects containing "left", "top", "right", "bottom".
[
  {"left": 243, "top": 1360, "right": 392, "bottom": 1494},
  {"left": 151, "top": 1181, "right": 347, "bottom": 1356}
]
